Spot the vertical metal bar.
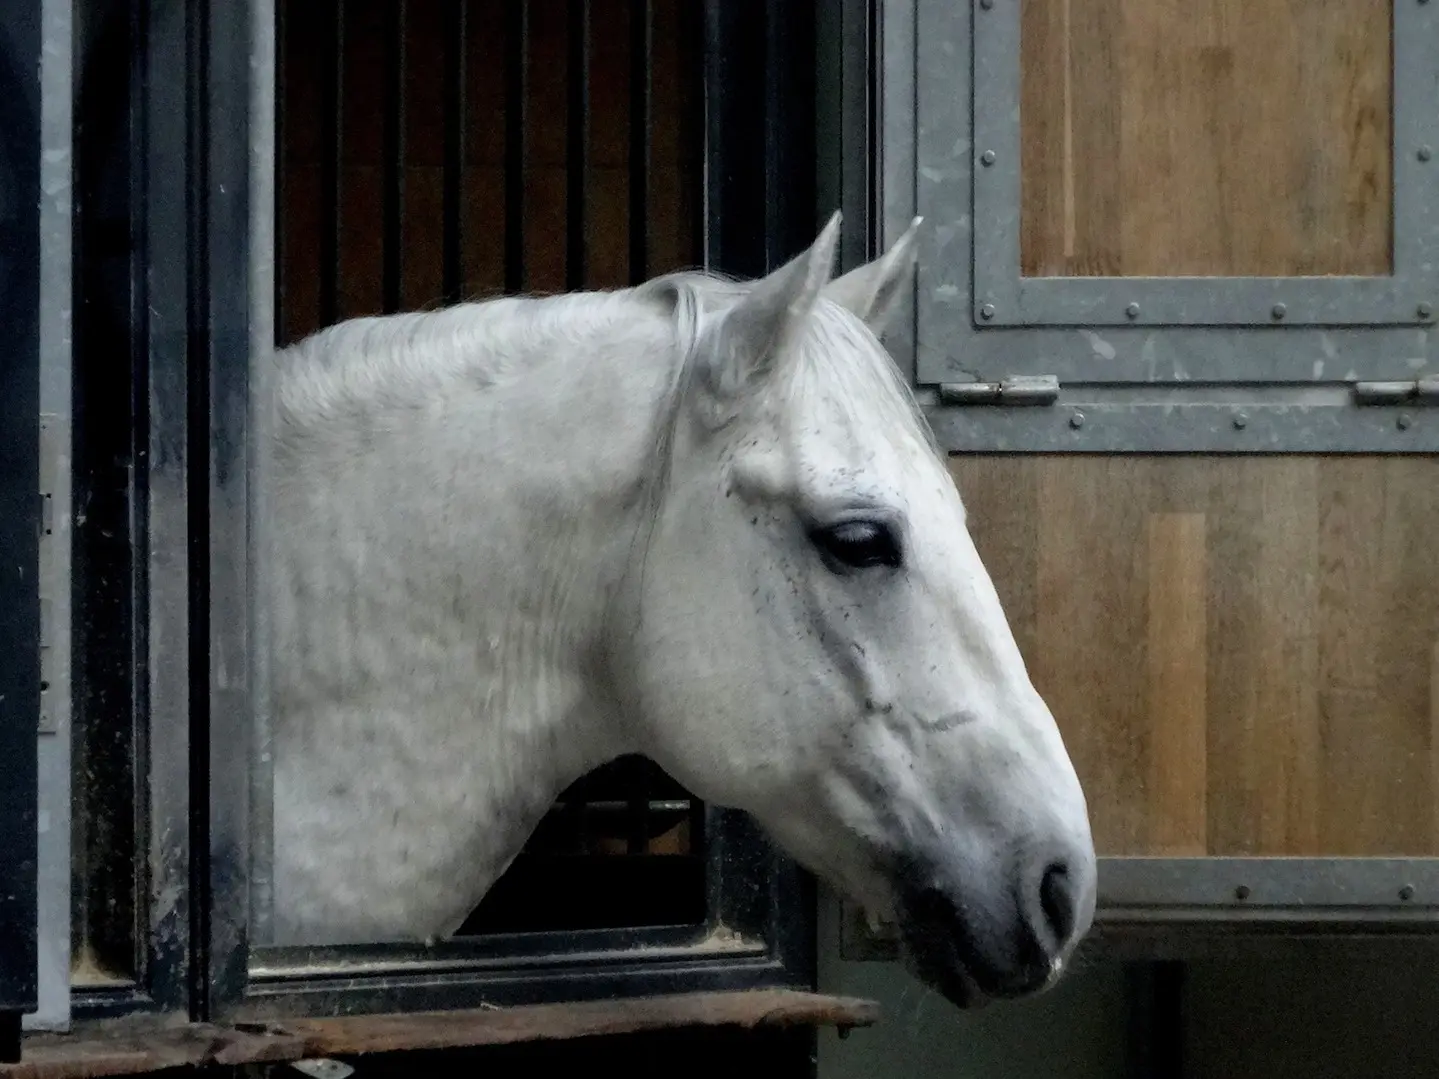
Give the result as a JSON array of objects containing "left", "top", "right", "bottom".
[
  {"left": 249, "top": 0, "right": 279, "bottom": 950},
  {"left": 702, "top": 0, "right": 767, "bottom": 279},
  {"left": 381, "top": 0, "right": 406, "bottom": 313},
  {"left": 686, "top": 0, "right": 706, "bottom": 269},
  {"left": 30, "top": 0, "right": 75, "bottom": 1034},
  {"left": 762, "top": 0, "right": 782, "bottom": 270},
  {"left": 318, "top": 0, "right": 344, "bottom": 324},
  {"left": 441, "top": 0, "right": 467, "bottom": 304},
  {"left": 0, "top": 0, "right": 42, "bottom": 1049},
  {"left": 141, "top": 0, "right": 195, "bottom": 1017},
  {"left": 204, "top": 0, "right": 260, "bottom": 1018},
  {"left": 503, "top": 1, "right": 527, "bottom": 293},
  {"left": 627, "top": 0, "right": 651, "bottom": 284},
  {"left": 274, "top": 0, "right": 288, "bottom": 344},
  {"left": 270, "top": 0, "right": 285, "bottom": 345},
  {"left": 565, "top": 0, "right": 590, "bottom": 290},
  {"left": 184, "top": 0, "right": 213, "bottom": 1022}
]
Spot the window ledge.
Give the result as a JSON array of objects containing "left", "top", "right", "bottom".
[{"left": 1, "top": 989, "right": 880, "bottom": 1078}]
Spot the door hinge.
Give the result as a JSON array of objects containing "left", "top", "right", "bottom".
[
  {"left": 1351, "top": 377, "right": 1439, "bottom": 405},
  {"left": 937, "top": 374, "right": 1060, "bottom": 407}
]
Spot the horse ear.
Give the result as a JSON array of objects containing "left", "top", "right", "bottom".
[
  {"left": 821, "top": 216, "right": 923, "bottom": 334},
  {"left": 703, "top": 211, "right": 843, "bottom": 402}
]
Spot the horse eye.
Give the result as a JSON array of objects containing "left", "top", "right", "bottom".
[{"left": 810, "top": 520, "right": 902, "bottom": 572}]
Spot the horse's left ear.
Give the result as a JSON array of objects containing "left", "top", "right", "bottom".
[
  {"left": 821, "top": 216, "right": 923, "bottom": 334},
  {"left": 701, "top": 211, "right": 843, "bottom": 403}
]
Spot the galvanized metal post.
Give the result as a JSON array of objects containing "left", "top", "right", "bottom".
[{"left": 0, "top": 0, "right": 43, "bottom": 1059}]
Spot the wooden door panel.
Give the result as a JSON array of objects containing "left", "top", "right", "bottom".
[
  {"left": 1019, "top": 0, "right": 1393, "bottom": 278},
  {"left": 951, "top": 456, "right": 1439, "bottom": 857}
]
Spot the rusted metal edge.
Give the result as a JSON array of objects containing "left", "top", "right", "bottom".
[{"left": 2, "top": 989, "right": 880, "bottom": 1078}]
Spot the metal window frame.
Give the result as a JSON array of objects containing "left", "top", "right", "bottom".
[
  {"left": 66, "top": 0, "right": 202, "bottom": 1023},
  {"left": 972, "top": 0, "right": 1439, "bottom": 331},
  {"left": 885, "top": 0, "right": 1439, "bottom": 455},
  {"left": 0, "top": 0, "right": 43, "bottom": 1055},
  {"left": 854, "top": 0, "right": 1439, "bottom": 941}
]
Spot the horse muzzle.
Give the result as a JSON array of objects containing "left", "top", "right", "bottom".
[{"left": 891, "top": 840, "right": 1096, "bottom": 1009}]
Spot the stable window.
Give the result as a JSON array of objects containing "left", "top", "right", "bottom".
[{"left": 45, "top": 0, "right": 831, "bottom": 1033}]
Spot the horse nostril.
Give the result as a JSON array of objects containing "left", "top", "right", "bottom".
[{"left": 1039, "top": 861, "right": 1077, "bottom": 946}]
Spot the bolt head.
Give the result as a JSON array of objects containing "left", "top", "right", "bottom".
[
  {"left": 979, "top": 303, "right": 995, "bottom": 320},
  {"left": 1420, "top": 147, "right": 1434, "bottom": 163},
  {"left": 1400, "top": 884, "right": 1416, "bottom": 901},
  {"left": 1271, "top": 303, "right": 1287, "bottom": 320},
  {"left": 1125, "top": 302, "right": 1140, "bottom": 319},
  {"left": 1068, "top": 412, "right": 1085, "bottom": 429},
  {"left": 1233, "top": 413, "right": 1248, "bottom": 430},
  {"left": 979, "top": 0, "right": 994, "bottom": 8},
  {"left": 1235, "top": 885, "right": 1251, "bottom": 901},
  {"left": 1418, "top": 302, "right": 1433, "bottom": 319},
  {"left": 1398, "top": 412, "right": 1414, "bottom": 431},
  {"left": 980, "top": 150, "right": 996, "bottom": 167}
]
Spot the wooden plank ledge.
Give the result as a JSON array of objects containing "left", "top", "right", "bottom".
[{"left": 1, "top": 989, "right": 880, "bottom": 1079}]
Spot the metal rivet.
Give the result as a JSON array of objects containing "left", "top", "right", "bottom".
[
  {"left": 980, "top": 150, "right": 996, "bottom": 167},
  {"left": 979, "top": 303, "right": 995, "bottom": 320},
  {"left": 979, "top": 0, "right": 994, "bottom": 8},
  {"left": 1418, "top": 302, "right": 1433, "bottom": 319},
  {"left": 1125, "top": 302, "right": 1140, "bottom": 319},
  {"left": 1235, "top": 885, "right": 1251, "bottom": 901},
  {"left": 1400, "top": 884, "right": 1416, "bottom": 901},
  {"left": 1398, "top": 412, "right": 1413, "bottom": 431},
  {"left": 1232, "top": 413, "right": 1248, "bottom": 430},
  {"left": 1069, "top": 412, "right": 1085, "bottom": 429},
  {"left": 1270, "top": 303, "right": 1287, "bottom": 320},
  {"left": 1420, "top": 147, "right": 1434, "bottom": 163}
]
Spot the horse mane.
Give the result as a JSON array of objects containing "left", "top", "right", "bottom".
[{"left": 273, "top": 268, "right": 936, "bottom": 462}]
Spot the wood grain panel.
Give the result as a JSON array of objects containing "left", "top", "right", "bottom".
[
  {"left": 1146, "top": 513, "right": 1206, "bottom": 855},
  {"left": 950, "top": 456, "right": 1439, "bottom": 857},
  {"left": 1019, "top": 0, "right": 1393, "bottom": 278}
]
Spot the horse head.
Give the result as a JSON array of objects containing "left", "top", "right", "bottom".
[{"left": 619, "top": 213, "right": 1097, "bottom": 1008}]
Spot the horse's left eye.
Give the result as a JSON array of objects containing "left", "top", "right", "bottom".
[{"left": 810, "top": 520, "right": 903, "bottom": 572}]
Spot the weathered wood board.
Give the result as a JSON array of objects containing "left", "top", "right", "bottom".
[{"left": 951, "top": 456, "right": 1439, "bottom": 858}]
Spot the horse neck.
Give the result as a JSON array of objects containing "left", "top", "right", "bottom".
[{"left": 266, "top": 298, "right": 679, "bottom": 941}]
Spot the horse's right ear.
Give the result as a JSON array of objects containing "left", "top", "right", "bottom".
[
  {"left": 822, "top": 216, "right": 923, "bottom": 335},
  {"left": 700, "top": 212, "right": 842, "bottom": 406}
]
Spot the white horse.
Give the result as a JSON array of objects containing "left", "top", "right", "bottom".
[{"left": 264, "top": 212, "right": 1096, "bottom": 1008}]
